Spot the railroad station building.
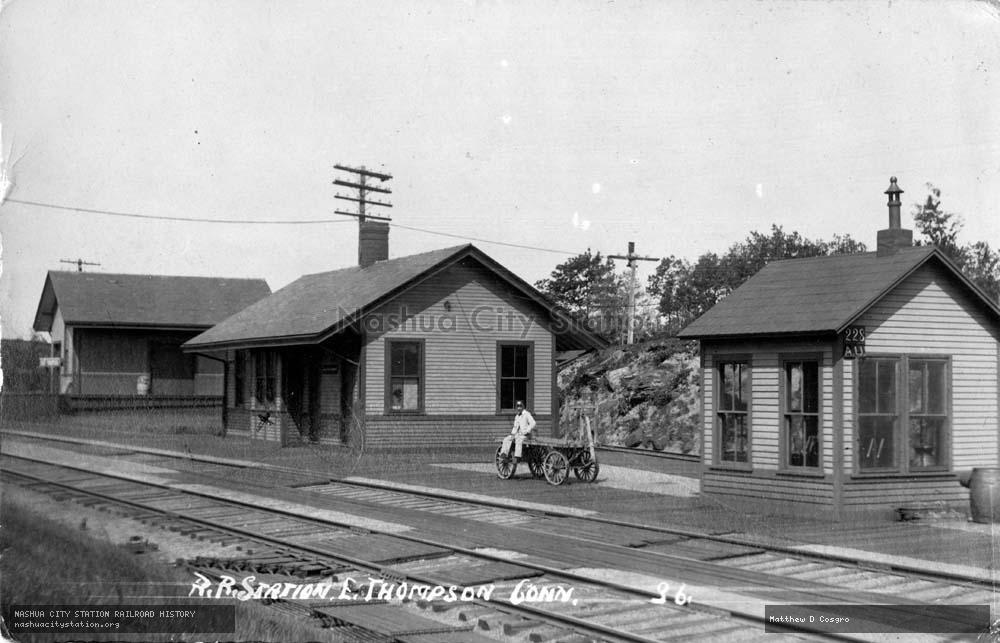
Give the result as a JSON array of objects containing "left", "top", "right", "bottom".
[
  {"left": 32, "top": 271, "right": 270, "bottom": 407},
  {"left": 183, "top": 223, "right": 606, "bottom": 448},
  {"left": 679, "top": 178, "right": 1000, "bottom": 518}
]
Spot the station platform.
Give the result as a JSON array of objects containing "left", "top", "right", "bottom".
[{"left": 361, "top": 458, "right": 999, "bottom": 582}]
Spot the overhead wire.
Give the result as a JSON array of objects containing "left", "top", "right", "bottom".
[
  {"left": 5, "top": 196, "right": 584, "bottom": 255},
  {"left": 4, "top": 198, "right": 355, "bottom": 225}
]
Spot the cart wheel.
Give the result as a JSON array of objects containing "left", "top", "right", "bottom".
[
  {"left": 574, "top": 451, "right": 600, "bottom": 483},
  {"left": 528, "top": 459, "right": 545, "bottom": 478},
  {"left": 495, "top": 446, "right": 517, "bottom": 480},
  {"left": 543, "top": 451, "right": 569, "bottom": 486}
]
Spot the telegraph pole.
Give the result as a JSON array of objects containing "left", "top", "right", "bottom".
[
  {"left": 333, "top": 164, "right": 393, "bottom": 225},
  {"left": 609, "top": 242, "right": 660, "bottom": 345},
  {"left": 60, "top": 258, "right": 101, "bottom": 272}
]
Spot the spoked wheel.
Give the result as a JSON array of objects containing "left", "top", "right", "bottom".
[
  {"left": 574, "top": 450, "right": 600, "bottom": 483},
  {"left": 495, "top": 446, "right": 517, "bottom": 480},
  {"left": 543, "top": 450, "right": 569, "bottom": 486},
  {"left": 528, "top": 459, "right": 545, "bottom": 478}
]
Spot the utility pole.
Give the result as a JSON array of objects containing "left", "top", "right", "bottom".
[
  {"left": 333, "top": 164, "right": 393, "bottom": 225},
  {"left": 609, "top": 242, "right": 660, "bottom": 345},
  {"left": 60, "top": 258, "right": 101, "bottom": 272}
]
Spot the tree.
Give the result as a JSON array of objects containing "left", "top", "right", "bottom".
[
  {"left": 913, "top": 183, "right": 963, "bottom": 258},
  {"left": 535, "top": 249, "right": 620, "bottom": 331},
  {"left": 648, "top": 225, "right": 868, "bottom": 331},
  {"left": 911, "top": 184, "right": 1000, "bottom": 302}
]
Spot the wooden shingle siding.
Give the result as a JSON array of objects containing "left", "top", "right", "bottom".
[
  {"left": 853, "top": 263, "right": 999, "bottom": 471},
  {"left": 364, "top": 259, "right": 553, "bottom": 421}
]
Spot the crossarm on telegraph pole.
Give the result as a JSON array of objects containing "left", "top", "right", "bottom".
[{"left": 609, "top": 242, "right": 660, "bottom": 345}]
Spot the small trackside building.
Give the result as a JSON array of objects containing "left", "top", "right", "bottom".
[
  {"left": 678, "top": 178, "right": 1000, "bottom": 519},
  {"left": 32, "top": 272, "right": 271, "bottom": 404},
  {"left": 182, "top": 224, "right": 607, "bottom": 448}
]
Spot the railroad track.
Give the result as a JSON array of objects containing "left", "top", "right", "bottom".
[
  {"left": 4, "top": 454, "right": 820, "bottom": 643},
  {"left": 4, "top": 431, "right": 995, "bottom": 610}
]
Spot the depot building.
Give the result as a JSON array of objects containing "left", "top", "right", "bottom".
[{"left": 679, "top": 178, "right": 1000, "bottom": 518}]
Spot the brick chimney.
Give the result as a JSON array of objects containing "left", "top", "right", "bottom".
[
  {"left": 358, "top": 221, "right": 389, "bottom": 267},
  {"left": 876, "top": 176, "right": 913, "bottom": 257}
]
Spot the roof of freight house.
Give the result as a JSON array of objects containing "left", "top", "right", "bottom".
[{"left": 33, "top": 271, "right": 271, "bottom": 331}]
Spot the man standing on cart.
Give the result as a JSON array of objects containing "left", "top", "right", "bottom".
[{"left": 501, "top": 400, "right": 535, "bottom": 462}]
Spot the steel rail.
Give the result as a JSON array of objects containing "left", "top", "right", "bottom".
[
  {"left": 4, "top": 428, "right": 993, "bottom": 592},
  {"left": 3, "top": 454, "right": 863, "bottom": 642}
]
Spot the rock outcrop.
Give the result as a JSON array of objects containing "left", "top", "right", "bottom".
[{"left": 558, "top": 338, "right": 701, "bottom": 455}]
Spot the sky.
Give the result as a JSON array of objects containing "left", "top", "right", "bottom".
[{"left": 1, "top": 0, "right": 998, "bottom": 339}]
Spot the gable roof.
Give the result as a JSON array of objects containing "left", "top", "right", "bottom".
[
  {"left": 678, "top": 245, "right": 1000, "bottom": 339},
  {"left": 184, "top": 244, "right": 607, "bottom": 351},
  {"left": 33, "top": 272, "right": 271, "bottom": 332}
]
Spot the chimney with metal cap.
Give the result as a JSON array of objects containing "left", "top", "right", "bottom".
[
  {"left": 876, "top": 176, "right": 913, "bottom": 257},
  {"left": 359, "top": 220, "right": 390, "bottom": 267}
]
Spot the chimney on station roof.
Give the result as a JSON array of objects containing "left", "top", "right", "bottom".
[
  {"left": 359, "top": 220, "right": 390, "bottom": 267},
  {"left": 876, "top": 176, "right": 913, "bottom": 257}
]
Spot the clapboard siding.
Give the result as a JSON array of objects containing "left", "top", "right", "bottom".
[
  {"left": 852, "top": 262, "right": 999, "bottom": 471},
  {"left": 703, "top": 471, "right": 834, "bottom": 505},
  {"left": 364, "top": 258, "right": 554, "bottom": 419},
  {"left": 842, "top": 357, "right": 854, "bottom": 466},
  {"left": 701, "top": 353, "right": 714, "bottom": 463},
  {"left": 703, "top": 340, "right": 835, "bottom": 474},
  {"left": 842, "top": 478, "right": 967, "bottom": 508}
]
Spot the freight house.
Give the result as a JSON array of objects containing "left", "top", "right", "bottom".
[
  {"left": 183, "top": 222, "right": 607, "bottom": 448},
  {"left": 679, "top": 178, "right": 1000, "bottom": 518},
  {"left": 32, "top": 271, "right": 270, "bottom": 406}
]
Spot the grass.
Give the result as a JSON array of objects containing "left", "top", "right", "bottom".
[{"left": 0, "top": 496, "right": 343, "bottom": 642}]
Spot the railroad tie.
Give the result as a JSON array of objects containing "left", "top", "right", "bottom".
[
  {"left": 457, "top": 605, "right": 496, "bottom": 622},
  {"left": 528, "top": 626, "right": 576, "bottom": 642},
  {"left": 500, "top": 617, "right": 546, "bottom": 635},
  {"left": 416, "top": 599, "right": 461, "bottom": 613}
]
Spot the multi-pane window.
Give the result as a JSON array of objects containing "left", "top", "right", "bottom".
[
  {"left": 858, "top": 358, "right": 897, "bottom": 469},
  {"left": 388, "top": 341, "right": 422, "bottom": 412},
  {"left": 858, "top": 356, "right": 949, "bottom": 472},
  {"left": 785, "top": 360, "right": 819, "bottom": 468},
  {"left": 717, "top": 361, "right": 749, "bottom": 464},
  {"left": 234, "top": 351, "right": 246, "bottom": 406},
  {"left": 498, "top": 343, "right": 532, "bottom": 411},
  {"left": 907, "top": 359, "right": 947, "bottom": 469},
  {"left": 254, "top": 351, "right": 276, "bottom": 406}
]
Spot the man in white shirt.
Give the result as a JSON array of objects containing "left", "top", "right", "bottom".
[{"left": 502, "top": 400, "right": 535, "bottom": 461}]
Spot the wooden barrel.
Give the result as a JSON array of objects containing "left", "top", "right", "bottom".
[{"left": 968, "top": 468, "right": 1000, "bottom": 524}]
